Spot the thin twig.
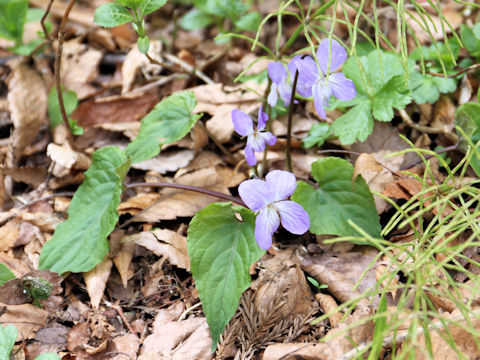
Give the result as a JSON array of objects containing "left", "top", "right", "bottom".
[
  {"left": 428, "top": 63, "right": 480, "bottom": 78},
  {"left": 54, "top": 0, "right": 77, "bottom": 148},
  {"left": 125, "top": 181, "right": 246, "bottom": 207},
  {"left": 400, "top": 144, "right": 458, "bottom": 170},
  {"left": 40, "top": 0, "right": 54, "bottom": 42},
  {"left": 163, "top": 53, "right": 215, "bottom": 85},
  {"left": 110, "top": 301, "right": 136, "bottom": 336},
  {"left": 286, "top": 68, "right": 300, "bottom": 172}
]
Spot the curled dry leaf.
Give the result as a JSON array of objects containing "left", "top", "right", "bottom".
[
  {"left": 47, "top": 143, "right": 91, "bottom": 177},
  {"left": 1, "top": 167, "right": 48, "bottom": 187},
  {"left": 0, "top": 218, "right": 21, "bottom": 252},
  {"left": 126, "top": 228, "right": 190, "bottom": 270},
  {"left": 315, "top": 293, "right": 342, "bottom": 327},
  {"left": 83, "top": 258, "right": 113, "bottom": 309},
  {"left": 113, "top": 239, "right": 136, "bottom": 289},
  {"left": 112, "top": 334, "right": 140, "bottom": 360},
  {"left": 139, "top": 316, "right": 212, "bottom": 360},
  {"left": 6, "top": 61, "right": 47, "bottom": 160},
  {"left": 59, "top": 38, "right": 103, "bottom": 99},
  {"left": 0, "top": 302, "right": 48, "bottom": 341},
  {"left": 122, "top": 40, "right": 163, "bottom": 94},
  {"left": 252, "top": 249, "right": 314, "bottom": 319}
]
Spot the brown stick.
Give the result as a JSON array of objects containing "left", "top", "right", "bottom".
[{"left": 54, "top": 0, "right": 76, "bottom": 148}]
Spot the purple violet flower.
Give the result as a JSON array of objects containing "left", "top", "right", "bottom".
[
  {"left": 232, "top": 107, "right": 277, "bottom": 166},
  {"left": 238, "top": 170, "right": 310, "bottom": 250},
  {"left": 267, "top": 56, "right": 301, "bottom": 107},
  {"left": 295, "top": 38, "right": 356, "bottom": 119}
]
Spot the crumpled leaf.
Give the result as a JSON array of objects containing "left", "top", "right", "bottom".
[
  {"left": 6, "top": 60, "right": 47, "bottom": 159},
  {"left": 84, "top": 259, "right": 113, "bottom": 309}
]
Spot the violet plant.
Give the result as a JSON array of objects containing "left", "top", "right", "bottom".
[
  {"left": 232, "top": 107, "right": 276, "bottom": 166},
  {"left": 31, "top": 0, "right": 384, "bottom": 353}
]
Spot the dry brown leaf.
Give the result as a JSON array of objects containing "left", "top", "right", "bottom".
[
  {"left": 72, "top": 91, "right": 158, "bottom": 128},
  {"left": 127, "top": 229, "right": 190, "bottom": 270},
  {"left": 122, "top": 41, "right": 163, "bottom": 94},
  {"left": 415, "top": 310, "right": 480, "bottom": 359},
  {"left": 1, "top": 167, "right": 47, "bottom": 187},
  {"left": 0, "top": 252, "right": 30, "bottom": 277},
  {"left": 354, "top": 151, "right": 402, "bottom": 213},
  {"left": 139, "top": 317, "right": 212, "bottom": 360},
  {"left": 133, "top": 167, "right": 230, "bottom": 221},
  {"left": 83, "top": 258, "right": 113, "bottom": 309},
  {"left": 431, "top": 95, "right": 455, "bottom": 132},
  {"left": 316, "top": 293, "right": 342, "bottom": 328},
  {"left": 47, "top": 143, "right": 91, "bottom": 177},
  {"left": 131, "top": 149, "right": 195, "bottom": 174},
  {"left": 175, "top": 151, "right": 222, "bottom": 178},
  {"left": 118, "top": 193, "right": 161, "bottom": 216},
  {"left": 6, "top": 61, "right": 47, "bottom": 160},
  {"left": 112, "top": 334, "right": 140, "bottom": 360},
  {"left": 59, "top": 38, "right": 103, "bottom": 99},
  {"left": 252, "top": 249, "right": 314, "bottom": 319},
  {"left": 205, "top": 104, "right": 237, "bottom": 143},
  {"left": 0, "top": 218, "right": 20, "bottom": 252},
  {"left": 0, "top": 302, "right": 48, "bottom": 340},
  {"left": 141, "top": 258, "right": 165, "bottom": 297},
  {"left": 112, "top": 239, "right": 135, "bottom": 289},
  {"left": 94, "top": 121, "right": 140, "bottom": 140}
]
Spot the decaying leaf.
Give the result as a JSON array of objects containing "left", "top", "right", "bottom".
[
  {"left": 0, "top": 302, "right": 48, "bottom": 340},
  {"left": 126, "top": 228, "right": 190, "bottom": 270},
  {"left": 83, "top": 258, "right": 113, "bottom": 309},
  {"left": 6, "top": 60, "right": 48, "bottom": 160},
  {"left": 131, "top": 149, "right": 195, "bottom": 174}
]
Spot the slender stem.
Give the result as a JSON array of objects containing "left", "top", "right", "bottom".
[
  {"left": 125, "top": 182, "right": 246, "bottom": 207},
  {"left": 260, "top": 78, "right": 273, "bottom": 178},
  {"left": 428, "top": 63, "right": 480, "bottom": 78},
  {"left": 55, "top": 0, "right": 77, "bottom": 148},
  {"left": 286, "top": 68, "right": 300, "bottom": 172},
  {"left": 40, "top": 0, "right": 54, "bottom": 42},
  {"left": 401, "top": 144, "right": 458, "bottom": 170}
]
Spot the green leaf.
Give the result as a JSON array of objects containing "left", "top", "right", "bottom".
[
  {"left": 94, "top": 3, "right": 133, "bottom": 28},
  {"left": 0, "top": 263, "right": 15, "bottom": 286},
  {"left": 455, "top": 103, "right": 480, "bottom": 152},
  {"left": 140, "top": 0, "right": 166, "bottom": 16},
  {"left": 369, "top": 294, "right": 388, "bottom": 360},
  {"left": 137, "top": 36, "right": 150, "bottom": 53},
  {"left": 26, "top": 8, "right": 44, "bottom": 23},
  {"left": 460, "top": 25, "right": 480, "bottom": 58},
  {"left": 0, "top": 0, "right": 28, "bottom": 42},
  {"left": 200, "top": 0, "right": 248, "bottom": 18},
  {"left": 332, "top": 99, "right": 373, "bottom": 145},
  {"left": 47, "top": 87, "right": 78, "bottom": 130},
  {"left": 126, "top": 91, "right": 200, "bottom": 163},
  {"left": 234, "top": 11, "right": 260, "bottom": 32},
  {"left": 291, "top": 157, "right": 381, "bottom": 239},
  {"left": 187, "top": 202, "right": 265, "bottom": 351},
  {"left": 409, "top": 70, "right": 457, "bottom": 104},
  {"left": 0, "top": 324, "right": 17, "bottom": 360},
  {"left": 115, "top": 0, "right": 143, "bottom": 9},
  {"left": 372, "top": 75, "right": 411, "bottom": 121},
  {"left": 302, "top": 122, "right": 331, "bottom": 148},
  {"left": 34, "top": 354, "right": 61, "bottom": 360},
  {"left": 10, "top": 38, "right": 45, "bottom": 56},
  {"left": 180, "top": 8, "right": 216, "bottom": 30},
  {"left": 474, "top": 23, "right": 480, "bottom": 40},
  {"left": 39, "top": 147, "right": 128, "bottom": 274}
]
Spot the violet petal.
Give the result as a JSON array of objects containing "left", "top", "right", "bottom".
[
  {"left": 267, "top": 83, "right": 279, "bottom": 107},
  {"left": 247, "top": 133, "right": 266, "bottom": 153},
  {"left": 255, "top": 206, "right": 280, "bottom": 250},
  {"left": 261, "top": 132, "right": 277, "bottom": 146},
  {"left": 244, "top": 142, "right": 257, "bottom": 166},
  {"left": 268, "top": 61, "right": 287, "bottom": 84},
  {"left": 265, "top": 170, "right": 297, "bottom": 201},
  {"left": 329, "top": 73, "right": 356, "bottom": 101},
  {"left": 294, "top": 57, "right": 317, "bottom": 97},
  {"left": 317, "top": 38, "right": 347, "bottom": 74},
  {"left": 312, "top": 82, "right": 328, "bottom": 119},
  {"left": 257, "top": 106, "right": 269, "bottom": 131},
  {"left": 275, "top": 200, "right": 310, "bottom": 234},
  {"left": 238, "top": 178, "right": 273, "bottom": 211},
  {"left": 232, "top": 109, "right": 254, "bottom": 136}
]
